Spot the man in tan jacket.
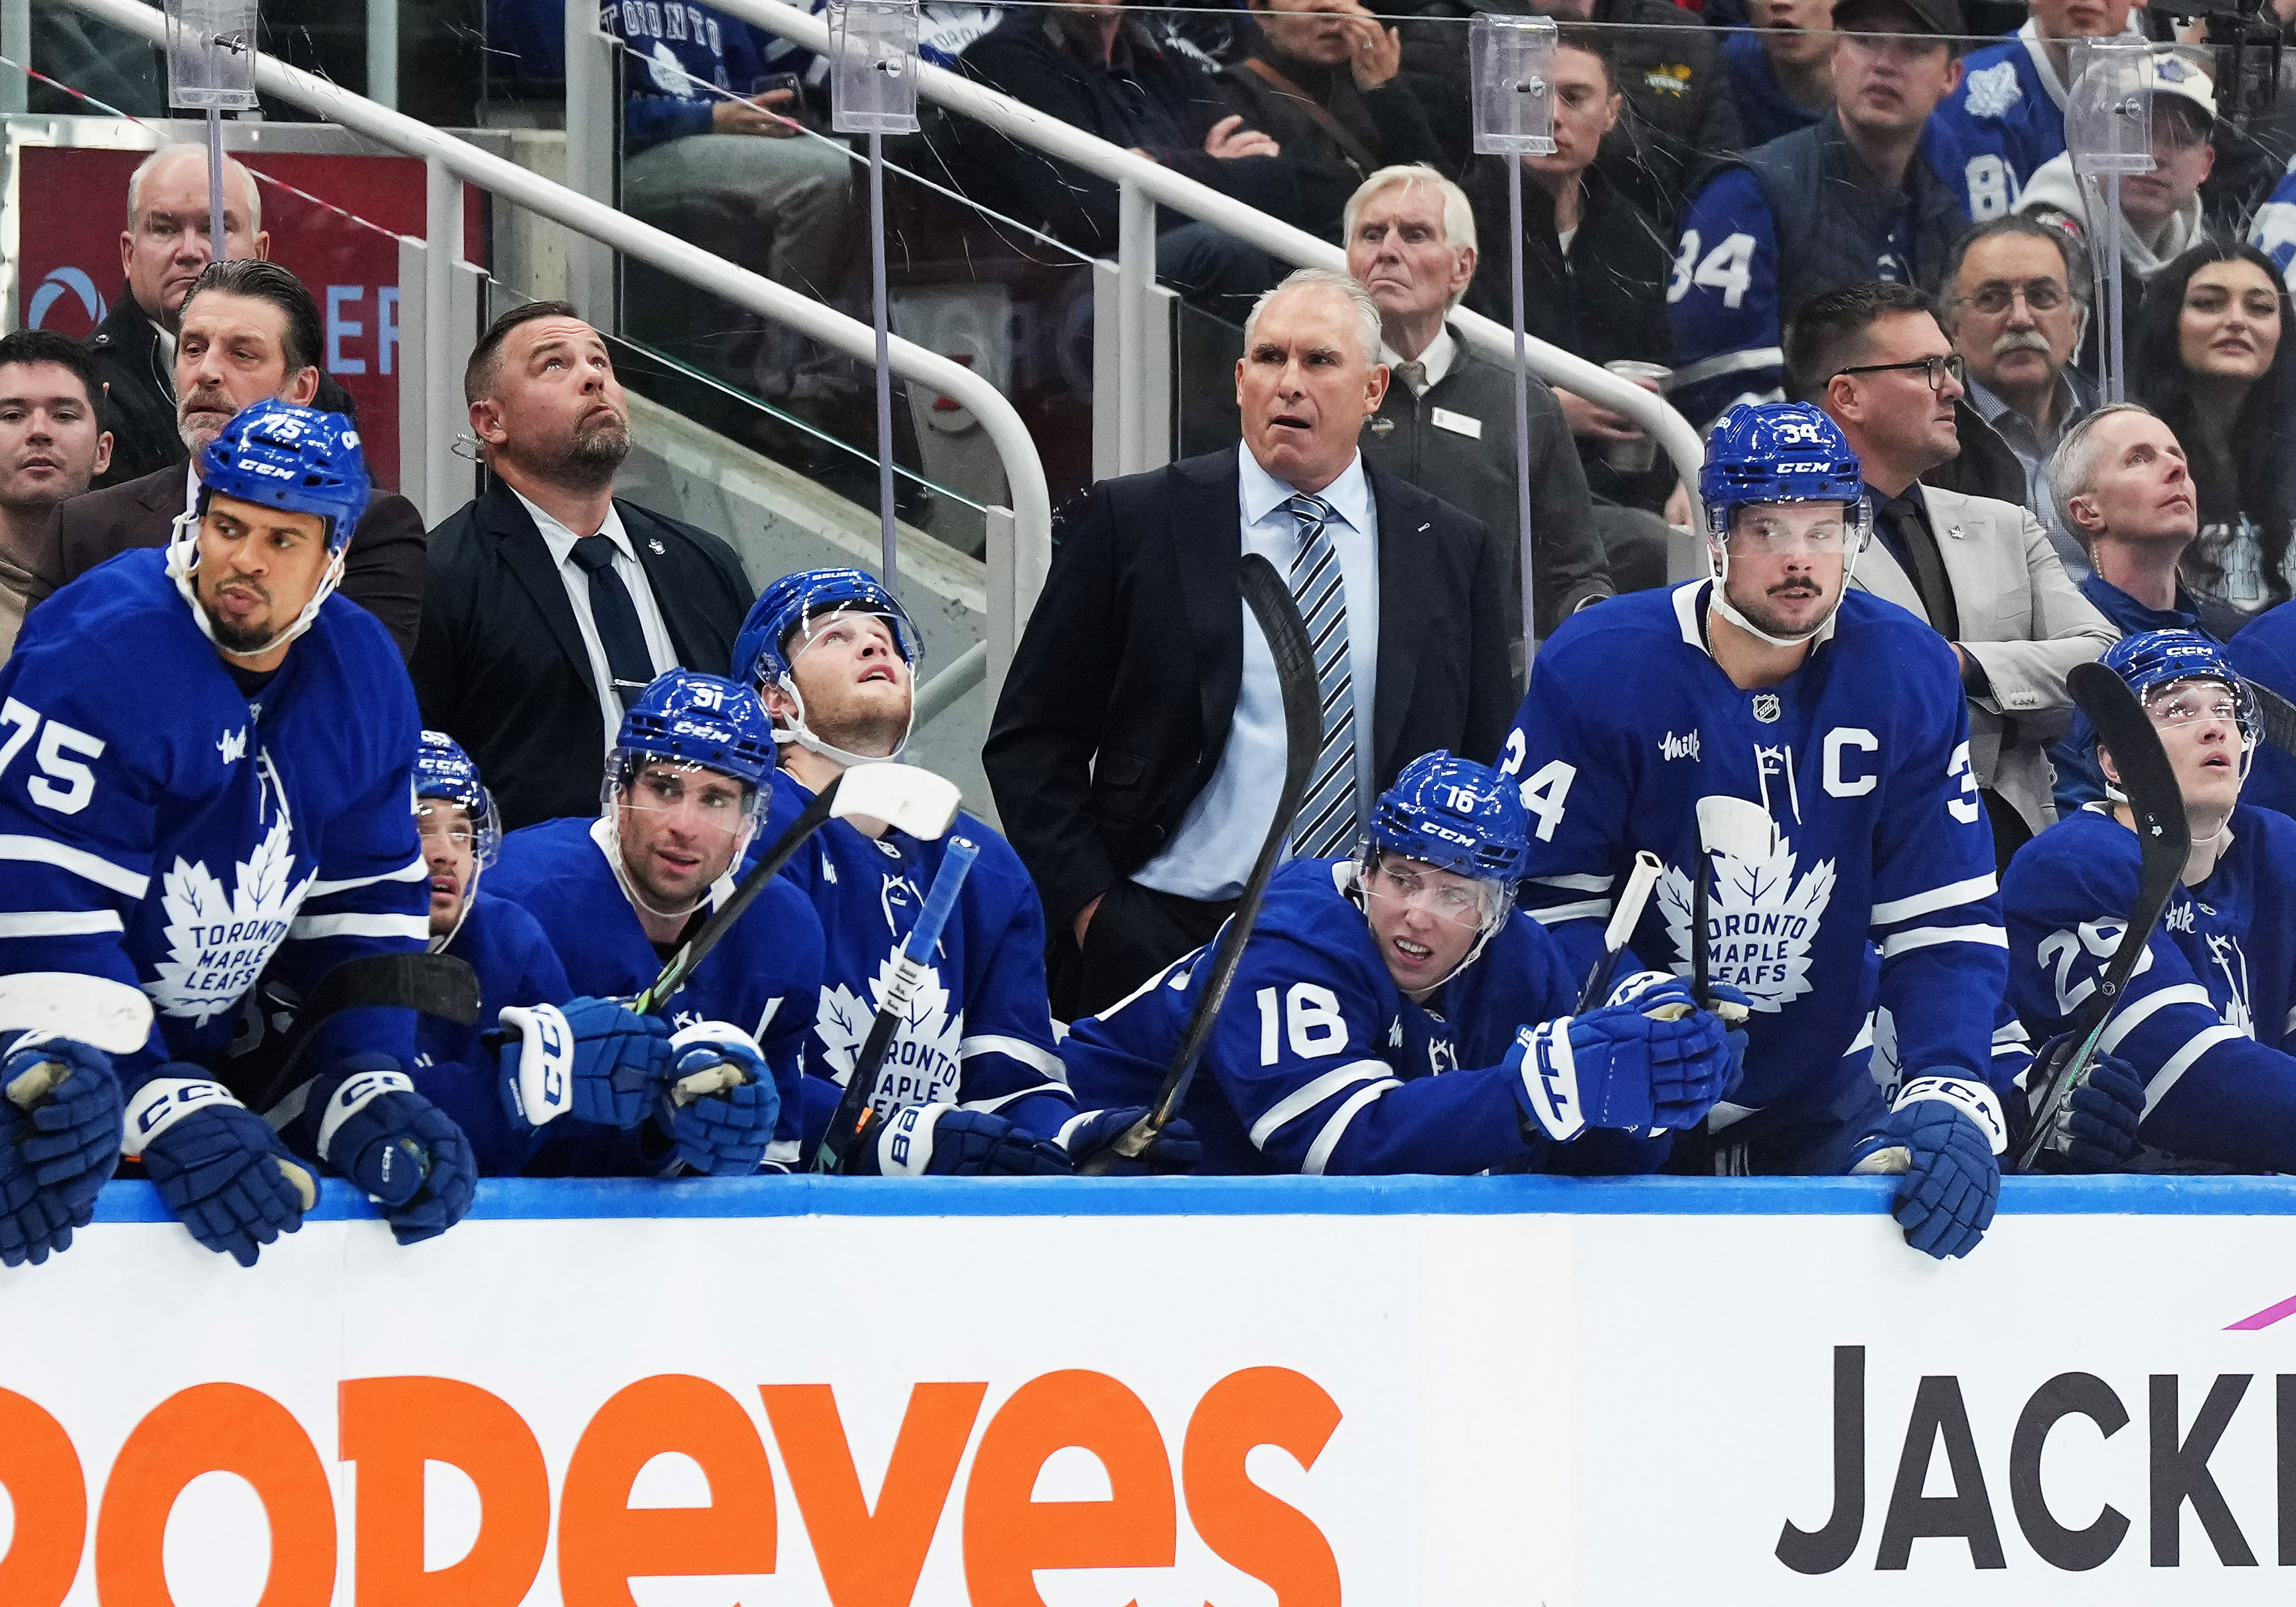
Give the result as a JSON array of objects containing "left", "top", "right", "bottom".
[
  {"left": 1788, "top": 279, "right": 2114, "bottom": 870},
  {"left": 0, "top": 331, "right": 111, "bottom": 662}
]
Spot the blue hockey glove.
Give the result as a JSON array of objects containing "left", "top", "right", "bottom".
[
  {"left": 0, "top": 1099, "right": 83, "bottom": 1267},
  {"left": 2016, "top": 1039, "right": 2145, "bottom": 1173},
  {"left": 844, "top": 1103, "right": 1075, "bottom": 1177},
  {"left": 313, "top": 1055, "right": 478, "bottom": 1245},
  {"left": 1511, "top": 973, "right": 1738, "bottom": 1141},
  {"left": 127, "top": 1073, "right": 315, "bottom": 1268},
  {"left": 654, "top": 1024, "right": 781, "bottom": 1177},
  {"left": 5, "top": 1032, "right": 125, "bottom": 1211},
  {"left": 1601, "top": 971, "right": 1753, "bottom": 1112},
  {"left": 1057, "top": 1107, "right": 1203, "bottom": 1175},
  {"left": 1849, "top": 1075, "right": 2008, "bottom": 1260},
  {"left": 497, "top": 999, "right": 670, "bottom": 1130}
]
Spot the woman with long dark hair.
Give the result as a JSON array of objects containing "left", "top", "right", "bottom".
[{"left": 2134, "top": 240, "right": 2296, "bottom": 633}]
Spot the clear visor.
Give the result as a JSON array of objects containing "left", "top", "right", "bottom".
[
  {"left": 1714, "top": 500, "right": 1872, "bottom": 559},
  {"left": 784, "top": 605, "right": 923, "bottom": 680},
  {"left": 604, "top": 753, "right": 764, "bottom": 843},
  {"left": 1359, "top": 854, "right": 1508, "bottom": 929},
  {"left": 416, "top": 795, "right": 502, "bottom": 869},
  {"left": 2142, "top": 678, "right": 2257, "bottom": 744}
]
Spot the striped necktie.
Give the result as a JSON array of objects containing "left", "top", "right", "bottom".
[{"left": 1287, "top": 493, "right": 1361, "bottom": 860}]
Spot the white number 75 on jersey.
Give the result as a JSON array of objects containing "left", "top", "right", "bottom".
[{"left": 0, "top": 698, "right": 105, "bottom": 816}]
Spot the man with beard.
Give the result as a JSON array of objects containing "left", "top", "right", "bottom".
[
  {"left": 413, "top": 301, "right": 755, "bottom": 829},
  {"left": 31, "top": 260, "right": 427, "bottom": 657},
  {"left": 1501, "top": 402, "right": 2017, "bottom": 1260},
  {"left": 729, "top": 569, "right": 1197, "bottom": 1174},
  {"left": 0, "top": 331, "right": 111, "bottom": 660}
]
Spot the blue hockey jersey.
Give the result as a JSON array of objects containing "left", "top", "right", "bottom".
[
  {"left": 2226, "top": 598, "right": 2296, "bottom": 822},
  {"left": 2248, "top": 159, "right": 2296, "bottom": 286},
  {"left": 1501, "top": 581, "right": 2010, "bottom": 1122},
  {"left": 487, "top": 815, "right": 824, "bottom": 1171},
  {"left": 603, "top": 0, "right": 770, "bottom": 153},
  {"left": 1929, "top": 27, "right": 2068, "bottom": 221},
  {"left": 2006, "top": 803, "right": 2296, "bottom": 1171},
  {"left": 753, "top": 769, "right": 1072, "bottom": 1141},
  {"left": 1063, "top": 856, "right": 1667, "bottom": 1176},
  {"left": 412, "top": 889, "right": 570, "bottom": 1176},
  {"left": 0, "top": 550, "right": 427, "bottom": 1109}
]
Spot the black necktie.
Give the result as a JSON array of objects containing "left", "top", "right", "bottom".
[
  {"left": 1882, "top": 496, "right": 1959, "bottom": 642},
  {"left": 568, "top": 535, "right": 656, "bottom": 711}
]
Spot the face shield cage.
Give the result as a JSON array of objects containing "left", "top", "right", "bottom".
[{"left": 1704, "top": 494, "right": 1874, "bottom": 588}]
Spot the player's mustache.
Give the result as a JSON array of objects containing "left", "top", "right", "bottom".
[
  {"left": 179, "top": 385, "right": 235, "bottom": 417},
  {"left": 1769, "top": 579, "right": 1820, "bottom": 597},
  {"left": 1992, "top": 329, "right": 2053, "bottom": 356}
]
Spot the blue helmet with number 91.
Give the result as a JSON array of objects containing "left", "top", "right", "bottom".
[
  {"left": 1369, "top": 751, "right": 1533, "bottom": 886},
  {"left": 610, "top": 670, "right": 777, "bottom": 794}
]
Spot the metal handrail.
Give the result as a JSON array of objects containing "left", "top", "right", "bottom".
[
  {"left": 719, "top": 0, "right": 1707, "bottom": 498},
  {"left": 47, "top": 0, "right": 1054, "bottom": 619}
]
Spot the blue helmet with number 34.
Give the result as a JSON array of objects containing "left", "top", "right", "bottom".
[
  {"left": 1368, "top": 751, "right": 1532, "bottom": 885},
  {"left": 1699, "top": 402, "right": 1865, "bottom": 544}
]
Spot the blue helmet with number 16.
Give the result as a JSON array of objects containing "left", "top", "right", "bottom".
[{"left": 1369, "top": 751, "right": 1533, "bottom": 885}]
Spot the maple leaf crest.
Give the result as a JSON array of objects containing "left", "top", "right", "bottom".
[
  {"left": 812, "top": 950, "right": 966, "bottom": 1108},
  {"left": 146, "top": 813, "right": 315, "bottom": 1025},
  {"left": 1655, "top": 828, "right": 1837, "bottom": 1014},
  {"left": 1963, "top": 59, "right": 2021, "bottom": 120}
]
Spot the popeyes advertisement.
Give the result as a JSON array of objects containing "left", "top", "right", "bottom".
[{"left": 14, "top": 145, "right": 467, "bottom": 490}]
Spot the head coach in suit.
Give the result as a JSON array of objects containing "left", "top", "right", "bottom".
[
  {"left": 27, "top": 258, "right": 427, "bottom": 658},
  {"left": 986, "top": 266, "right": 1515, "bottom": 1020},
  {"left": 411, "top": 301, "right": 753, "bottom": 830}
]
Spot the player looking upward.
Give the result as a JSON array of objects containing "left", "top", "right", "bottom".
[
  {"left": 1063, "top": 752, "right": 1747, "bottom": 1175},
  {"left": 1501, "top": 400, "right": 2015, "bottom": 1258},
  {"left": 0, "top": 402, "right": 475, "bottom": 1266},
  {"left": 2005, "top": 631, "right": 2296, "bottom": 1172},
  {"left": 731, "top": 568, "right": 1191, "bottom": 1176},
  {"left": 485, "top": 671, "right": 816, "bottom": 1178}
]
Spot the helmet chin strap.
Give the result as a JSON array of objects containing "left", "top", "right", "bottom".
[
  {"left": 1703, "top": 535, "right": 1855, "bottom": 650},
  {"left": 770, "top": 672, "right": 913, "bottom": 769},
  {"left": 427, "top": 860, "right": 482, "bottom": 955},
  {"left": 168, "top": 511, "right": 347, "bottom": 661}
]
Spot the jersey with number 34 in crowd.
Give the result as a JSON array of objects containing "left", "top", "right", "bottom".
[{"left": 1501, "top": 581, "right": 2011, "bottom": 1115}]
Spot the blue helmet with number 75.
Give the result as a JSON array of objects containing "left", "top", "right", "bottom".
[{"left": 1368, "top": 751, "right": 1532, "bottom": 885}]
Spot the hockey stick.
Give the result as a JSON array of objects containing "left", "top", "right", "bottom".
[
  {"left": 1574, "top": 852, "right": 1665, "bottom": 1013},
  {"left": 2013, "top": 661, "right": 2192, "bottom": 1170},
  {"left": 248, "top": 952, "right": 484, "bottom": 1114},
  {"left": 0, "top": 974, "right": 157, "bottom": 1109},
  {"left": 814, "top": 835, "right": 983, "bottom": 1172},
  {"left": 2246, "top": 679, "right": 2296, "bottom": 758},
  {"left": 1075, "top": 552, "right": 1321, "bottom": 1176},
  {"left": 1690, "top": 828, "right": 1711, "bottom": 1009},
  {"left": 633, "top": 761, "right": 961, "bottom": 1018}
]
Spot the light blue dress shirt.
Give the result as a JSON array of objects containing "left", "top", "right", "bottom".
[{"left": 1132, "top": 443, "right": 1381, "bottom": 901}]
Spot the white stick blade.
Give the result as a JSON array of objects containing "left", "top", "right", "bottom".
[
  {"left": 1695, "top": 795, "right": 1780, "bottom": 862},
  {"left": 0, "top": 974, "right": 156, "bottom": 1055},
  {"left": 831, "top": 763, "right": 962, "bottom": 840}
]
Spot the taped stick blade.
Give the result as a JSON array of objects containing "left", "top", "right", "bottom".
[
  {"left": 0, "top": 974, "right": 155, "bottom": 1055},
  {"left": 830, "top": 763, "right": 962, "bottom": 840}
]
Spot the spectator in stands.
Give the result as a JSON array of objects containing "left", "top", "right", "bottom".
[
  {"left": 957, "top": 2, "right": 1285, "bottom": 308},
  {"left": 2134, "top": 242, "right": 2296, "bottom": 632},
  {"left": 607, "top": 0, "right": 864, "bottom": 428},
  {"left": 0, "top": 333, "right": 110, "bottom": 661},
  {"left": 1343, "top": 166, "right": 1616, "bottom": 641},
  {"left": 1931, "top": 0, "right": 2139, "bottom": 220},
  {"left": 1724, "top": 0, "right": 1837, "bottom": 145},
  {"left": 413, "top": 301, "right": 755, "bottom": 831},
  {"left": 31, "top": 260, "right": 425, "bottom": 658},
  {"left": 1944, "top": 215, "right": 2098, "bottom": 576},
  {"left": 1792, "top": 280, "right": 2114, "bottom": 862},
  {"left": 2014, "top": 48, "right": 2219, "bottom": 361},
  {"left": 1405, "top": 0, "right": 1742, "bottom": 230},
  {"left": 986, "top": 268, "right": 1513, "bottom": 1018},
  {"left": 1461, "top": 31, "right": 1681, "bottom": 540},
  {"left": 1207, "top": 0, "right": 1446, "bottom": 244},
  {"left": 2039, "top": 402, "right": 2217, "bottom": 810},
  {"left": 1668, "top": 0, "right": 1969, "bottom": 429}
]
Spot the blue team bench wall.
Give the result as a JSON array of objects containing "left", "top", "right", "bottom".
[{"left": 84, "top": 1173, "right": 2296, "bottom": 1222}]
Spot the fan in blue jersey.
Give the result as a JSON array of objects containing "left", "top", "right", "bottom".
[
  {"left": 1928, "top": 0, "right": 2139, "bottom": 221},
  {"left": 0, "top": 402, "right": 479, "bottom": 1266},
  {"left": 486, "top": 670, "right": 822, "bottom": 1178},
  {"left": 1501, "top": 402, "right": 2014, "bottom": 1258},
  {"left": 731, "top": 568, "right": 1165, "bottom": 1175},
  {"left": 1061, "top": 752, "right": 1748, "bottom": 1175},
  {"left": 2005, "top": 631, "right": 2296, "bottom": 1173}
]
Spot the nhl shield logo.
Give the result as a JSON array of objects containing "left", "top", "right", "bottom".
[{"left": 1752, "top": 693, "right": 1782, "bottom": 724}]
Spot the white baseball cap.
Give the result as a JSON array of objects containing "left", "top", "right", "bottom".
[{"left": 2141, "top": 48, "right": 2218, "bottom": 127}]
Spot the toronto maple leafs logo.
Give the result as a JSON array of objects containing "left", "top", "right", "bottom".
[
  {"left": 814, "top": 951, "right": 964, "bottom": 1114},
  {"left": 1965, "top": 59, "right": 2022, "bottom": 119},
  {"left": 147, "top": 812, "right": 315, "bottom": 1024},
  {"left": 1654, "top": 824, "right": 1836, "bottom": 1012},
  {"left": 2205, "top": 933, "right": 2255, "bottom": 1039}
]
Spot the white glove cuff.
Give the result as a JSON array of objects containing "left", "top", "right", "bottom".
[
  {"left": 1894, "top": 1075, "right": 2009, "bottom": 1157},
  {"left": 498, "top": 1004, "right": 574, "bottom": 1126},
  {"left": 315, "top": 1065, "right": 416, "bottom": 1162},
  {"left": 667, "top": 1020, "right": 761, "bottom": 1059},
  {"left": 122, "top": 1077, "right": 241, "bottom": 1158},
  {"left": 873, "top": 1102, "right": 951, "bottom": 1178},
  {"left": 1055, "top": 1109, "right": 1103, "bottom": 1153},
  {"left": 1517, "top": 1020, "right": 1587, "bottom": 1143}
]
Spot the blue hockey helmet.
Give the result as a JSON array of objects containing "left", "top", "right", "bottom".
[
  {"left": 414, "top": 729, "right": 502, "bottom": 868},
  {"left": 1369, "top": 751, "right": 1533, "bottom": 885},
  {"left": 733, "top": 567, "right": 921, "bottom": 693},
  {"left": 196, "top": 403, "right": 371, "bottom": 552},
  {"left": 1699, "top": 402, "right": 1867, "bottom": 545},
  {"left": 2101, "top": 629, "right": 2256, "bottom": 747},
  {"left": 610, "top": 670, "right": 778, "bottom": 795}
]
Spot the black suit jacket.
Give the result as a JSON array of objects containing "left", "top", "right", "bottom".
[
  {"left": 984, "top": 448, "right": 1513, "bottom": 933},
  {"left": 412, "top": 480, "right": 753, "bottom": 830},
  {"left": 30, "top": 462, "right": 427, "bottom": 660}
]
